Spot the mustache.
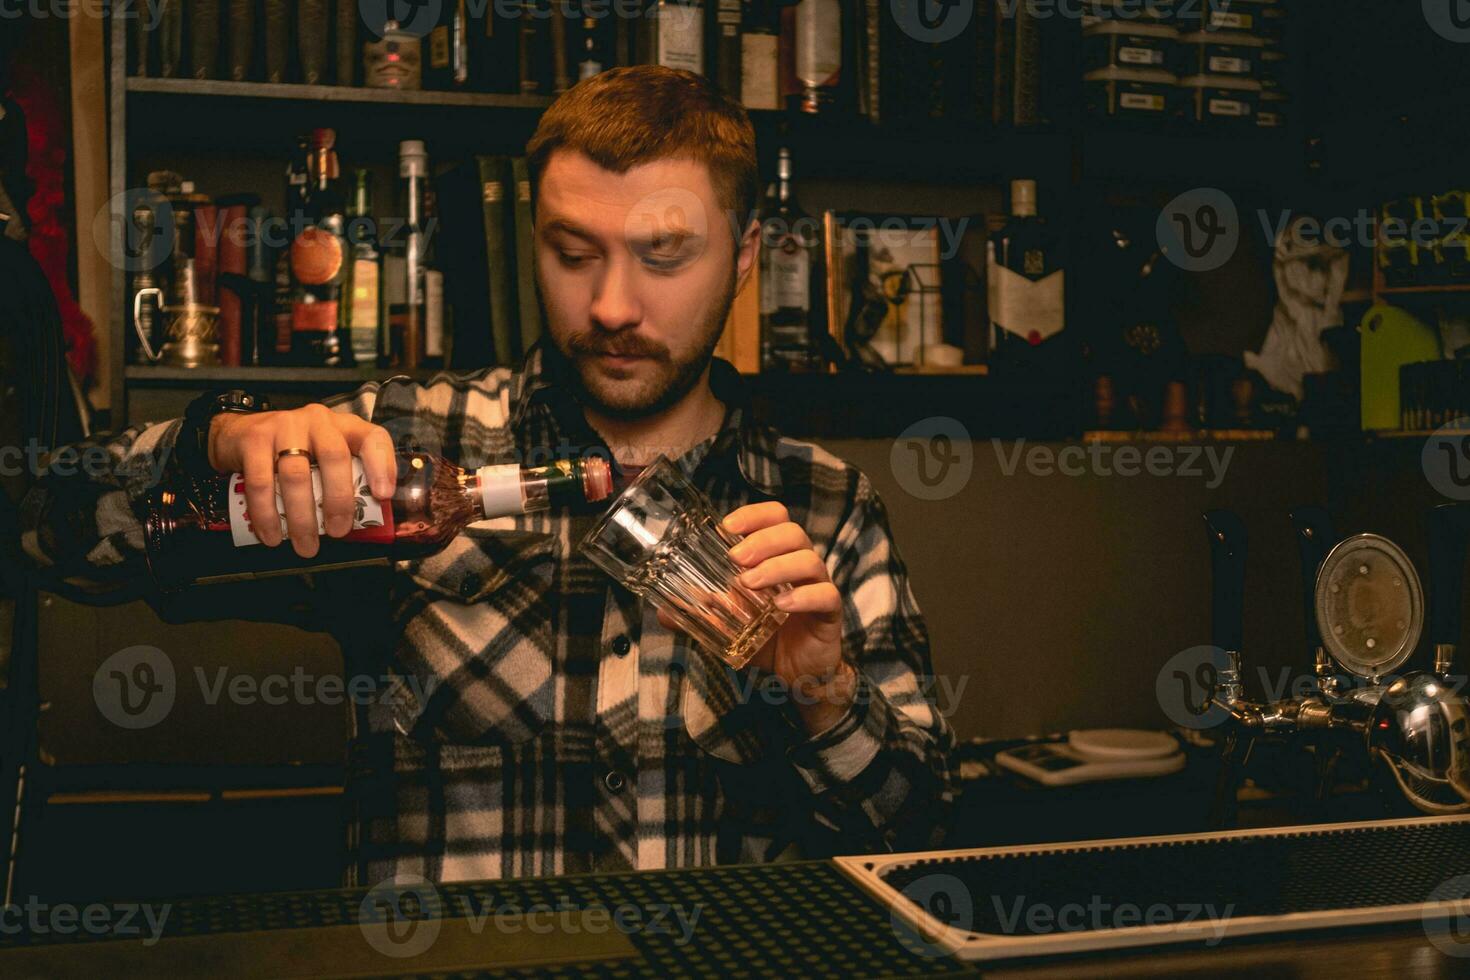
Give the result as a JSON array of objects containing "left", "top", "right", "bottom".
[{"left": 566, "top": 333, "right": 668, "bottom": 359}]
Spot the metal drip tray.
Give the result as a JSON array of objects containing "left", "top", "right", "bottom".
[{"left": 835, "top": 815, "right": 1470, "bottom": 961}]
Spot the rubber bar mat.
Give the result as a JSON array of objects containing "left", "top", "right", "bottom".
[
  {"left": 836, "top": 816, "right": 1470, "bottom": 960},
  {"left": 0, "top": 860, "right": 976, "bottom": 978}
]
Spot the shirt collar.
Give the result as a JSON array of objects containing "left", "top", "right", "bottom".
[{"left": 511, "top": 339, "right": 783, "bottom": 497}]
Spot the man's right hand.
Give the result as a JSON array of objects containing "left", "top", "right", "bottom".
[{"left": 207, "top": 403, "right": 397, "bottom": 557}]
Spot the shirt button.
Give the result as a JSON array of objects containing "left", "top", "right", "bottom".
[
  {"left": 458, "top": 573, "right": 481, "bottom": 599},
  {"left": 603, "top": 770, "right": 626, "bottom": 793},
  {"left": 611, "top": 634, "right": 631, "bottom": 656}
]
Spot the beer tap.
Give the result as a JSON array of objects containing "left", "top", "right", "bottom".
[
  {"left": 1364, "top": 503, "right": 1470, "bottom": 813},
  {"left": 1290, "top": 506, "right": 1344, "bottom": 698},
  {"left": 1200, "top": 504, "right": 1470, "bottom": 817}
]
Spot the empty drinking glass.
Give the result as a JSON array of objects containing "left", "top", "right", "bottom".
[{"left": 579, "top": 456, "right": 790, "bottom": 669}]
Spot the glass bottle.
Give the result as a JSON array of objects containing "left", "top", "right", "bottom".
[
  {"left": 144, "top": 452, "right": 615, "bottom": 589},
  {"left": 758, "top": 146, "right": 824, "bottom": 372}
]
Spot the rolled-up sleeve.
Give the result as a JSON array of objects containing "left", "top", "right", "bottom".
[{"left": 786, "top": 472, "right": 957, "bottom": 853}]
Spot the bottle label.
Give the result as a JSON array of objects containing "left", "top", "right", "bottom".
[
  {"left": 292, "top": 300, "right": 340, "bottom": 333},
  {"left": 988, "top": 264, "right": 1064, "bottom": 344},
  {"left": 350, "top": 258, "right": 380, "bottom": 329},
  {"left": 657, "top": 1, "right": 705, "bottom": 73},
  {"left": 429, "top": 25, "right": 450, "bottom": 68},
  {"left": 227, "top": 458, "right": 395, "bottom": 547},
  {"left": 477, "top": 463, "right": 525, "bottom": 518},
  {"left": 769, "top": 242, "right": 810, "bottom": 310},
  {"left": 291, "top": 227, "right": 344, "bottom": 285},
  {"left": 424, "top": 268, "right": 445, "bottom": 357},
  {"left": 741, "top": 34, "right": 780, "bottom": 110}
]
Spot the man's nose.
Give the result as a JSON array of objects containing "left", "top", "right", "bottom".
[{"left": 589, "top": 259, "right": 642, "bottom": 332}]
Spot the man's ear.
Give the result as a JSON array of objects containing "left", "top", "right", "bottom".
[{"left": 734, "top": 217, "right": 760, "bottom": 295}]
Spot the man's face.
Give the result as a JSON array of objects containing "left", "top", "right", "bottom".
[{"left": 534, "top": 150, "right": 757, "bottom": 420}]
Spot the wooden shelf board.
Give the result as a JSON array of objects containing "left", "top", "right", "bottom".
[{"left": 126, "top": 76, "right": 554, "bottom": 110}]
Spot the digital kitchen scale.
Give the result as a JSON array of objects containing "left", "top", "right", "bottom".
[{"left": 993, "top": 729, "right": 1185, "bottom": 786}]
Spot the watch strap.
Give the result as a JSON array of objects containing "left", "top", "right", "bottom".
[{"left": 177, "top": 388, "right": 271, "bottom": 485}]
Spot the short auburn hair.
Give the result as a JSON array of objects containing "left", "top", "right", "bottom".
[{"left": 526, "top": 66, "right": 759, "bottom": 226}]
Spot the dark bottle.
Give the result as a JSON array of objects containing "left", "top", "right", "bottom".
[
  {"left": 425, "top": 0, "right": 470, "bottom": 89},
  {"left": 578, "top": 16, "right": 605, "bottom": 80},
  {"left": 793, "top": 0, "right": 840, "bottom": 113},
  {"left": 342, "top": 169, "right": 384, "bottom": 366},
  {"left": 986, "top": 179, "right": 1065, "bottom": 367},
  {"left": 758, "top": 147, "right": 824, "bottom": 372},
  {"left": 270, "top": 138, "right": 311, "bottom": 362},
  {"left": 388, "top": 139, "right": 429, "bottom": 368},
  {"left": 144, "top": 452, "right": 615, "bottom": 590},
  {"left": 289, "top": 128, "right": 347, "bottom": 365}
]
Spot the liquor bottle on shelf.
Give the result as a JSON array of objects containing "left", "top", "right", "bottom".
[
  {"left": 643, "top": 0, "right": 705, "bottom": 74},
  {"left": 425, "top": 0, "right": 470, "bottom": 89},
  {"left": 144, "top": 452, "right": 615, "bottom": 590},
  {"left": 342, "top": 169, "right": 384, "bottom": 367},
  {"left": 364, "top": 19, "right": 423, "bottom": 90},
  {"left": 289, "top": 127, "right": 347, "bottom": 366},
  {"left": 739, "top": 0, "right": 780, "bottom": 110},
  {"left": 758, "top": 147, "right": 824, "bottom": 372},
  {"left": 986, "top": 179, "right": 1066, "bottom": 369},
  {"left": 470, "top": 1, "right": 519, "bottom": 93},
  {"left": 578, "top": 16, "right": 605, "bottom": 80},
  {"left": 391, "top": 139, "right": 429, "bottom": 368},
  {"left": 271, "top": 137, "right": 312, "bottom": 362},
  {"left": 792, "top": 0, "right": 840, "bottom": 113},
  {"left": 421, "top": 177, "right": 447, "bottom": 368},
  {"left": 711, "top": 0, "right": 741, "bottom": 96},
  {"left": 245, "top": 203, "right": 272, "bottom": 365},
  {"left": 518, "top": 0, "right": 552, "bottom": 94}
]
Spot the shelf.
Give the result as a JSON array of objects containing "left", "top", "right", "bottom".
[
  {"left": 1376, "top": 284, "right": 1470, "bottom": 296},
  {"left": 124, "top": 79, "right": 551, "bottom": 157},
  {"left": 126, "top": 76, "right": 555, "bottom": 109},
  {"left": 1083, "top": 429, "right": 1280, "bottom": 444},
  {"left": 1075, "top": 127, "right": 1306, "bottom": 192},
  {"left": 125, "top": 364, "right": 450, "bottom": 385}
]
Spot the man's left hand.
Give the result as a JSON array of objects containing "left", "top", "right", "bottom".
[{"left": 656, "top": 501, "right": 855, "bottom": 735}]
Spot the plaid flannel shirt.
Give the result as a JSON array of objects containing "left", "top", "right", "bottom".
[{"left": 20, "top": 341, "right": 956, "bottom": 884}]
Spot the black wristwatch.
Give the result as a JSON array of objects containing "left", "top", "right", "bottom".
[{"left": 177, "top": 388, "right": 271, "bottom": 484}]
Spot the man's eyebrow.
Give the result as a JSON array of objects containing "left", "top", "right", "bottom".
[
  {"left": 540, "top": 217, "right": 600, "bottom": 242},
  {"left": 627, "top": 227, "right": 708, "bottom": 250}
]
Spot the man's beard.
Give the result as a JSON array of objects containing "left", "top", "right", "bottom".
[{"left": 552, "top": 272, "right": 737, "bottom": 422}]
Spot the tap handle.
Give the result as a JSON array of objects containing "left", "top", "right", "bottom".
[
  {"left": 1204, "top": 509, "right": 1247, "bottom": 654},
  {"left": 1428, "top": 503, "right": 1470, "bottom": 649},
  {"left": 1289, "top": 506, "right": 1338, "bottom": 652}
]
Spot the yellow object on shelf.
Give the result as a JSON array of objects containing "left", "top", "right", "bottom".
[{"left": 1359, "top": 303, "right": 1441, "bottom": 431}]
